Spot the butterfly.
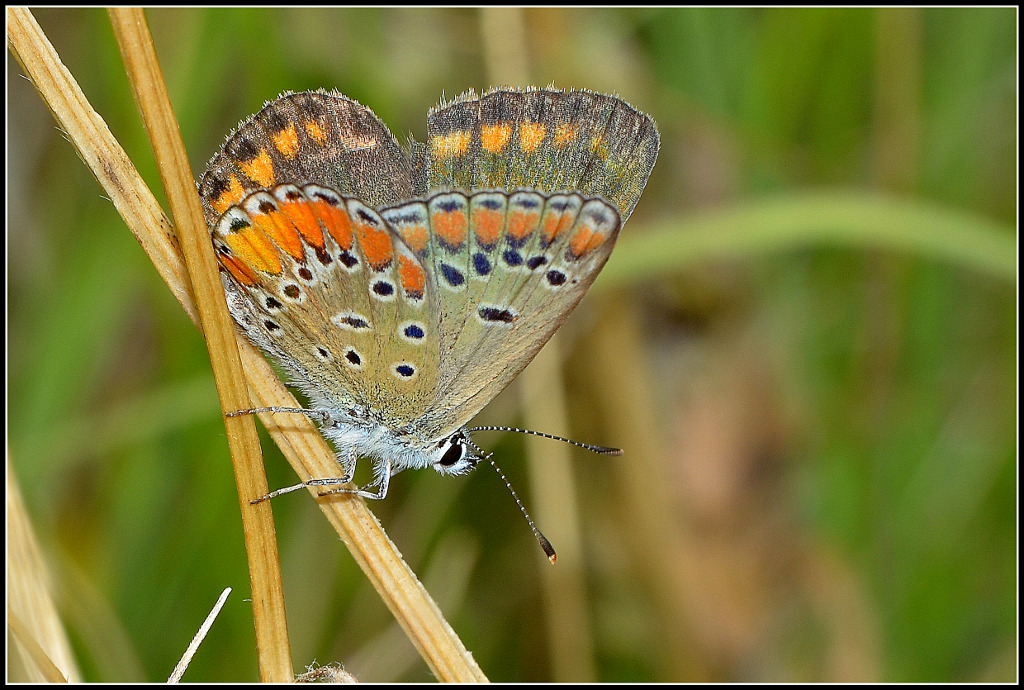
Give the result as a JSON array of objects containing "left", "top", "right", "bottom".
[{"left": 199, "top": 87, "right": 659, "bottom": 509}]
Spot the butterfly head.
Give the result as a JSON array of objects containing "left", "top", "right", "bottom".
[{"left": 430, "top": 430, "right": 482, "bottom": 476}]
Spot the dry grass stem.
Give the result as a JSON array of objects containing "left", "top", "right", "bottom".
[
  {"left": 168, "top": 588, "right": 233, "bottom": 682},
  {"left": 8, "top": 6, "right": 485, "bottom": 683},
  {"left": 6, "top": 461, "right": 79, "bottom": 682},
  {"left": 107, "top": 7, "right": 292, "bottom": 681}
]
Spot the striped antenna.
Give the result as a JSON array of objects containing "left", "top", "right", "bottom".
[
  {"left": 466, "top": 435, "right": 556, "bottom": 564},
  {"left": 465, "top": 425, "right": 623, "bottom": 456}
]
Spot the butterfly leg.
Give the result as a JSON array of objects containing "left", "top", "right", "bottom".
[
  {"left": 249, "top": 448, "right": 358, "bottom": 504},
  {"left": 226, "top": 406, "right": 330, "bottom": 422},
  {"left": 317, "top": 457, "right": 391, "bottom": 500}
]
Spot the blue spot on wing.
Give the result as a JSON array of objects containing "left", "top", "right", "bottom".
[
  {"left": 503, "top": 249, "right": 523, "bottom": 267},
  {"left": 473, "top": 252, "right": 492, "bottom": 275},
  {"left": 440, "top": 263, "right": 465, "bottom": 286}
]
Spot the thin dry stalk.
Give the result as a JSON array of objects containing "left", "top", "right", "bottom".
[
  {"left": 7, "top": 7, "right": 486, "bottom": 683},
  {"left": 168, "top": 588, "right": 233, "bottom": 682},
  {"left": 107, "top": 8, "right": 293, "bottom": 682},
  {"left": 6, "top": 461, "right": 79, "bottom": 682}
]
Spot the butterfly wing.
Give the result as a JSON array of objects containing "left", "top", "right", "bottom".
[
  {"left": 200, "top": 87, "right": 658, "bottom": 447},
  {"left": 201, "top": 93, "right": 440, "bottom": 425},
  {"left": 417, "top": 87, "right": 660, "bottom": 221},
  {"left": 200, "top": 90, "right": 412, "bottom": 226},
  {"left": 400, "top": 88, "right": 659, "bottom": 439}
]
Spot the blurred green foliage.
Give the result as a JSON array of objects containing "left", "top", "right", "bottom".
[{"left": 8, "top": 7, "right": 1016, "bottom": 682}]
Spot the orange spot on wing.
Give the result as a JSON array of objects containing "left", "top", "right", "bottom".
[
  {"left": 224, "top": 225, "right": 283, "bottom": 274},
  {"left": 507, "top": 208, "right": 539, "bottom": 243},
  {"left": 304, "top": 120, "right": 328, "bottom": 145},
  {"left": 239, "top": 149, "right": 276, "bottom": 187},
  {"left": 542, "top": 207, "right": 575, "bottom": 246},
  {"left": 433, "top": 208, "right": 467, "bottom": 249},
  {"left": 569, "top": 225, "right": 607, "bottom": 258},
  {"left": 400, "top": 225, "right": 429, "bottom": 254},
  {"left": 554, "top": 123, "right": 579, "bottom": 147},
  {"left": 481, "top": 123, "right": 512, "bottom": 153},
  {"left": 219, "top": 253, "right": 258, "bottom": 285},
  {"left": 273, "top": 123, "right": 300, "bottom": 158},
  {"left": 251, "top": 208, "right": 303, "bottom": 261},
  {"left": 472, "top": 207, "right": 503, "bottom": 246},
  {"left": 430, "top": 131, "right": 472, "bottom": 160},
  {"left": 399, "top": 255, "right": 426, "bottom": 297},
  {"left": 313, "top": 199, "right": 353, "bottom": 250},
  {"left": 356, "top": 220, "right": 393, "bottom": 271},
  {"left": 584, "top": 231, "right": 607, "bottom": 253},
  {"left": 281, "top": 199, "right": 324, "bottom": 249},
  {"left": 519, "top": 123, "right": 546, "bottom": 152},
  {"left": 212, "top": 175, "right": 246, "bottom": 215}
]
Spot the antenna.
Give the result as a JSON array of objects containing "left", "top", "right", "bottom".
[
  {"left": 465, "top": 425, "right": 623, "bottom": 456},
  {"left": 480, "top": 449, "right": 557, "bottom": 564}
]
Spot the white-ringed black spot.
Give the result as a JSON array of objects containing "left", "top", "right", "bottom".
[
  {"left": 338, "top": 250, "right": 359, "bottom": 268},
  {"left": 315, "top": 246, "right": 333, "bottom": 266},
  {"left": 436, "top": 197, "right": 461, "bottom": 213},
  {"left": 392, "top": 362, "right": 417, "bottom": 379},
  {"left": 526, "top": 255, "right": 548, "bottom": 270},
  {"left": 372, "top": 279, "right": 395, "bottom": 298},
  {"left": 547, "top": 270, "right": 567, "bottom": 286},
  {"left": 264, "top": 296, "right": 283, "bottom": 310},
  {"left": 264, "top": 319, "right": 281, "bottom": 332},
  {"left": 477, "top": 195, "right": 503, "bottom": 210},
  {"left": 258, "top": 200, "right": 277, "bottom": 214},
  {"left": 228, "top": 217, "right": 250, "bottom": 232},
  {"left": 283, "top": 284, "right": 302, "bottom": 299},
  {"left": 315, "top": 346, "right": 331, "bottom": 361},
  {"left": 297, "top": 266, "right": 314, "bottom": 281},
  {"left": 334, "top": 313, "right": 371, "bottom": 330},
  {"left": 343, "top": 347, "right": 363, "bottom": 368},
  {"left": 404, "top": 323, "right": 425, "bottom": 339},
  {"left": 313, "top": 190, "right": 341, "bottom": 206},
  {"left": 478, "top": 305, "right": 516, "bottom": 324}
]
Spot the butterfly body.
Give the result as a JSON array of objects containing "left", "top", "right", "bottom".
[{"left": 201, "top": 88, "right": 658, "bottom": 497}]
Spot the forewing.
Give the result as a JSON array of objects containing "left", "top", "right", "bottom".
[
  {"left": 420, "top": 87, "right": 659, "bottom": 221},
  {"left": 200, "top": 90, "right": 412, "bottom": 227}
]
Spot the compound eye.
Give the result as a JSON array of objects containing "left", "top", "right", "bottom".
[{"left": 438, "top": 439, "right": 464, "bottom": 467}]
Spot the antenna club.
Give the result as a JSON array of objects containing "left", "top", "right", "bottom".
[
  {"left": 540, "top": 535, "right": 557, "bottom": 564},
  {"left": 485, "top": 455, "right": 557, "bottom": 563}
]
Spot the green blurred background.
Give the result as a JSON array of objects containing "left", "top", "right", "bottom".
[{"left": 7, "top": 7, "right": 1016, "bottom": 682}]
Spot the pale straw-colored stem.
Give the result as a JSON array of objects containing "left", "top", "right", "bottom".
[
  {"left": 7, "top": 7, "right": 486, "bottom": 683},
  {"left": 107, "top": 8, "right": 293, "bottom": 681},
  {"left": 7, "top": 460, "right": 79, "bottom": 682}
]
